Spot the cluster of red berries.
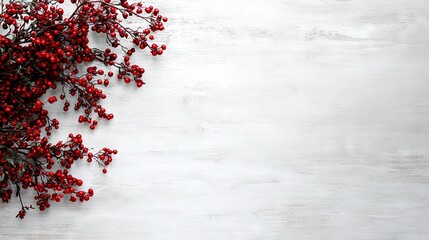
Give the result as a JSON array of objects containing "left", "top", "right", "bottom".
[{"left": 0, "top": 0, "right": 167, "bottom": 219}]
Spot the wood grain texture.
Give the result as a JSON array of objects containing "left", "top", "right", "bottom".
[{"left": 1, "top": 0, "right": 429, "bottom": 239}]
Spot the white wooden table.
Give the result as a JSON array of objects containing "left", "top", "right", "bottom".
[{"left": 1, "top": 0, "right": 429, "bottom": 239}]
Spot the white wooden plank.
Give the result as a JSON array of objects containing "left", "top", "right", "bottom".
[{"left": 1, "top": 0, "right": 429, "bottom": 239}]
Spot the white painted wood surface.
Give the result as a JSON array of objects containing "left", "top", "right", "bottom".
[{"left": 1, "top": 0, "right": 429, "bottom": 239}]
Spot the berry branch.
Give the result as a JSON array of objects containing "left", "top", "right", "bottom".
[{"left": 0, "top": 0, "right": 167, "bottom": 218}]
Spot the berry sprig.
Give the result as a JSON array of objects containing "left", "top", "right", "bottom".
[{"left": 0, "top": 0, "right": 167, "bottom": 218}]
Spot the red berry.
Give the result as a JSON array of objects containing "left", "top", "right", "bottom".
[
  {"left": 48, "top": 96, "right": 58, "bottom": 104},
  {"left": 0, "top": 0, "right": 168, "bottom": 218}
]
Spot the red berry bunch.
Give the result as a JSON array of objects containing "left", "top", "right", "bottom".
[{"left": 0, "top": 0, "right": 167, "bottom": 219}]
